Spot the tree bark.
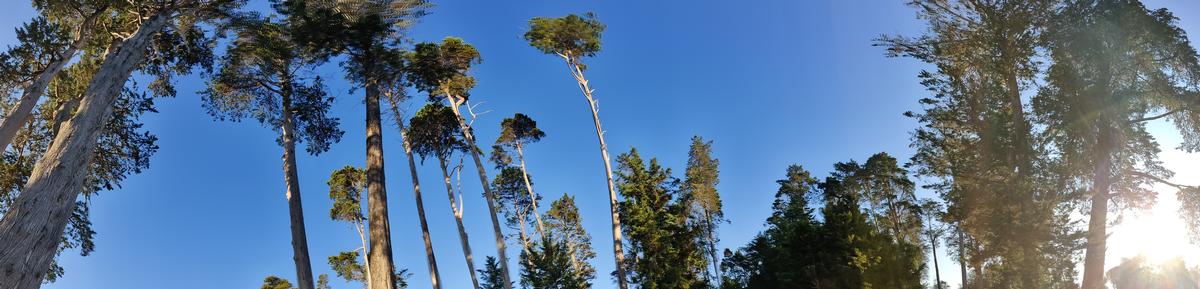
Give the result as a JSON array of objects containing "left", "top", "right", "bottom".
[
  {"left": 706, "top": 213, "right": 720, "bottom": 283},
  {"left": 439, "top": 158, "right": 482, "bottom": 289},
  {"left": 514, "top": 143, "right": 545, "bottom": 237},
  {"left": 390, "top": 101, "right": 443, "bottom": 289},
  {"left": 444, "top": 96, "right": 514, "bottom": 289},
  {"left": 563, "top": 58, "right": 627, "bottom": 289},
  {"left": 364, "top": 80, "right": 397, "bottom": 289},
  {"left": 0, "top": 11, "right": 102, "bottom": 152},
  {"left": 355, "top": 221, "right": 374, "bottom": 289},
  {"left": 958, "top": 228, "right": 967, "bottom": 289},
  {"left": 1080, "top": 120, "right": 1114, "bottom": 289},
  {"left": 0, "top": 12, "right": 169, "bottom": 289},
  {"left": 929, "top": 229, "right": 941, "bottom": 288},
  {"left": 280, "top": 81, "right": 315, "bottom": 289}
]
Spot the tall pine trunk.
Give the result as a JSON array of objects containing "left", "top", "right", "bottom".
[
  {"left": 444, "top": 96, "right": 514, "bottom": 289},
  {"left": 280, "top": 83, "right": 315, "bottom": 289},
  {"left": 929, "top": 229, "right": 941, "bottom": 288},
  {"left": 390, "top": 101, "right": 442, "bottom": 289},
  {"left": 439, "top": 158, "right": 482, "bottom": 289},
  {"left": 0, "top": 12, "right": 170, "bottom": 288},
  {"left": 958, "top": 228, "right": 967, "bottom": 288},
  {"left": 0, "top": 12, "right": 102, "bottom": 152},
  {"left": 514, "top": 144, "right": 545, "bottom": 236},
  {"left": 1080, "top": 120, "right": 1114, "bottom": 289},
  {"left": 364, "top": 79, "right": 397, "bottom": 289},
  {"left": 564, "top": 59, "right": 627, "bottom": 289}
]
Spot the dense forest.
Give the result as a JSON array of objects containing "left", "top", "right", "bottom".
[{"left": 0, "top": 1, "right": 1199, "bottom": 289}]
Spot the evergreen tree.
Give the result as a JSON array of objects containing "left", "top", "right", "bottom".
[
  {"left": 408, "top": 102, "right": 482, "bottom": 289},
  {"left": 680, "top": 136, "right": 723, "bottom": 284},
  {"left": 203, "top": 14, "right": 343, "bottom": 289},
  {"left": 407, "top": 37, "right": 514, "bottom": 289},
  {"left": 545, "top": 194, "right": 597, "bottom": 283},
  {"left": 615, "top": 148, "right": 706, "bottom": 289},
  {"left": 520, "top": 234, "right": 591, "bottom": 289},
  {"left": 479, "top": 257, "right": 511, "bottom": 289},
  {"left": 326, "top": 166, "right": 373, "bottom": 287},
  {"left": 263, "top": 276, "right": 297, "bottom": 289},
  {"left": 492, "top": 113, "right": 548, "bottom": 251},
  {"left": 523, "top": 14, "right": 627, "bottom": 289}
]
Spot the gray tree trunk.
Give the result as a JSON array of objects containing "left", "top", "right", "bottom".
[
  {"left": 391, "top": 98, "right": 443, "bottom": 289},
  {"left": 562, "top": 58, "right": 628, "bottom": 289},
  {"left": 364, "top": 81, "right": 397, "bottom": 289},
  {"left": 0, "top": 12, "right": 170, "bottom": 289},
  {"left": 514, "top": 144, "right": 545, "bottom": 237},
  {"left": 280, "top": 83, "right": 315, "bottom": 289},
  {"left": 1080, "top": 120, "right": 1114, "bottom": 289},
  {"left": 0, "top": 12, "right": 101, "bottom": 153},
  {"left": 445, "top": 97, "right": 514, "bottom": 289},
  {"left": 439, "top": 158, "right": 481, "bottom": 289}
]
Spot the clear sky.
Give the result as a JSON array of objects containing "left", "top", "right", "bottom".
[{"left": 0, "top": 1, "right": 1194, "bottom": 289}]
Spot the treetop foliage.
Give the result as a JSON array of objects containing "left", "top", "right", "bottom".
[
  {"left": 328, "top": 166, "right": 366, "bottom": 223},
  {"left": 524, "top": 13, "right": 604, "bottom": 60},
  {"left": 406, "top": 37, "right": 481, "bottom": 102},
  {"left": 406, "top": 102, "right": 465, "bottom": 163}
]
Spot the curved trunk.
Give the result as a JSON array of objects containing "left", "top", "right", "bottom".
[
  {"left": 364, "top": 79, "right": 397, "bottom": 289},
  {"left": 514, "top": 144, "right": 545, "bottom": 237},
  {"left": 355, "top": 222, "right": 374, "bottom": 289},
  {"left": 564, "top": 59, "right": 628, "bottom": 289},
  {"left": 440, "top": 158, "right": 482, "bottom": 289},
  {"left": 391, "top": 99, "right": 443, "bottom": 289},
  {"left": 0, "top": 12, "right": 170, "bottom": 288},
  {"left": 280, "top": 91, "right": 316, "bottom": 289},
  {"left": 0, "top": 12, "right": 102, "bottom": 152},
  {"left": 445, "top": 96, "right": 514, "bottom": 289}
]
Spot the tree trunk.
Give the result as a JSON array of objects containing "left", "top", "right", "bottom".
[
  {"left": 391, "top": 102, "right": 443, "bottom": 289},
  {"left": 439, "top": 158, "right": 482, "bottom": 289},
  {"left": 445, "top": 96, "right": 515, "bottom": 289},
  {"left": 0, "top": 12, "right": 169, "bottom": 289},
  {"left": 355, "top": 222, "right": 374, "bottom": 289},
  {"left": 364, "top": 80, "right": 397, "bottom": 289},
  {"left": 1080, "top": 121, "right": 1114, "bottom": 289},
  {"left": 0, "top": 12, "right": 101, "bottom": 152},
  {"left": 706, "top": 213, "right": 721, "bottom": 284},
  {"left": 515, "top": 144, "right": 545, "bottom": 237},
  {"left": 958, "top": 228, "right": 967, "bottom": 289},
  {"left": 929, "top": 230, "right": 941, "bottom": 288},
  {"left": 281, "top": 85, "right": 316, "bottom": 289},
  {"left": 564, "top": 59, "right": 627, "bottom": 289}
]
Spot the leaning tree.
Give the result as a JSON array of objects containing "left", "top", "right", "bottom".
[
  {"left": 522, "top": 13, "right": 628, "bottom": 289},
  {"left": 0, "top": 1, "right": 243, "bottom": 287},
  {"left": 201, "top": 15, "right": 343, "bottom": 289},
  {"left": 406, "top": 37, "right": 514, "bottom": 289}
]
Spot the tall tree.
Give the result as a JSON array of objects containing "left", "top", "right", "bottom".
[
  {"left": 329, "top": 250, "right": 411, "bottom": 289},
  {"left": 520, "top": 234, "right": 591, "bottom": 289},
  {"left": 545, "top": 194, "right": 597, "bottom": 283},
  {"left": 0, "top": 1, "right": 242, "bottom": 287},
  {"left": 406, "top": 37, "right": 513, "bottom": 289},
  {"left": 202, "top": 15, "right": 343, "bottom": 289},
  {"left": 326, "top": 166, "right": 373, "bottom": 288},
  {"left": 0, "top": 1, "right": 112, "bottom": 152},
  {"left": 383, "top": 73, "right": 443, "bottom": 289},
  {"left": 1037, "top": 1, "right": 1200, "bottom": 287},
  {"left": 407, "top": 102, "right": 481, "bottom": 289},
  {"left": 522, "top": 14, "right": 628, "bottom": 289},
  {"left": 918, "top": 199, "right": 946, "bottom": 288},
  {"left": 615, "top": 148, "right": 706, "bottom": 289},
  {"left": 680, "top": 136, "right": 723, "bottom": 283},
  {"left": 278, "top": 1, "right": 429, "bottom": 287},
  {"left": 492, "top": 113, "right": 548, "bottom": 238},
  {"left": 491, "top": 165, "right": 538, "bottom": 255}
]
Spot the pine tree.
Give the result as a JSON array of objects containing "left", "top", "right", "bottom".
[
  {"left": 615, "top": 148, "right": 706, "bottom": 289},
  {"left": 545, "top": 194, "right": 597, "bottom": 283},
  {"left": 680, "top": 136, "right": 723, "bottom": 283}
]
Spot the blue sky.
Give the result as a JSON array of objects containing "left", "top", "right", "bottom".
[{"left": 0, "top": 1, "right": 1194, "bottom": 289}]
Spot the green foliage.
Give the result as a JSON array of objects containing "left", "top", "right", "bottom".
[
  {"left": 491, "top": 113, "right": 545, "bottom": 168},
  {"left": 524, "top": 13, "right": 604, "bottom": 59},
  {"left": 317, "top": 274, "right": 331, "bottom": 289},
  {"left": 0, "top": 17, "right": 70, "bottom": 89},
  {"left": 201, "top": 15, "right": 343, "bottom": 155},
  {"left": 327, "top": 166, "right": 366, "bottom": 223},
  {"left": 261, "top": 276, "right": 296, "bottom": 289},
  {"left": 545, "top": 194, "right": 597, "bottom": 283},
  {"left": 680, "top": 136, "right": 723, "bottom": 282},
  {"left": 520, "top": 233, "right": 591, "bottom": 289},
  {"left": 329, "top": 250, "right": 367, "bottom": 283},
  {"left": 480, "top": 256, "right": 511, "bottom": 289},
  {"left": 615, "top": 148, "right": 707, "bottom": 289},
  {"left": 406, "top": 103, "right": 465, "bottom": 162},
  {"left": 491, "top": 166, "right": 536, "bottom": 231},
  {"left": 406, "top": 37, "right": 482, "bottom": 101}
]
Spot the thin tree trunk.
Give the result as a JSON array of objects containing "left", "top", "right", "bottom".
[
  {"left": 929, "top": 229, "right": 941, "bottom": 288},
  {"left": 562, "top": 58, "right": 627, "bottom": 289},
  {"left": 390, "top": 101, "right": 443, "bottom": 289},
  {"left": 364, "top": 78, "right": 397, "bottom": 289},
  {"left": 958, "top": 228, "right": 967, "bottom": 289},
  {"left": 444, "top": 95, "right": 515, "bottom": 289},
  {"left": 0, "top": 12, "right": 170, "bottom": 288},
  {"left": 706, "top": 213, "right": 721, "bottom": 283},
  {"left": 281, "top": 84, "right": 316, "bottom": 289},
  {"left": 1080, "top": 121, "right": 1114, "bottom": 289},
  {"left": 0, "top": 11, "right": 103, "bottom": 152},
  {"left": 355, "top": 221, "right": 374, "bottom": 289},
  {"left": 440, "top": 158, "right": 482, "bottom": 289},
  {"left": 515, "top": 143, "right": 546, "bottom": 237}
]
